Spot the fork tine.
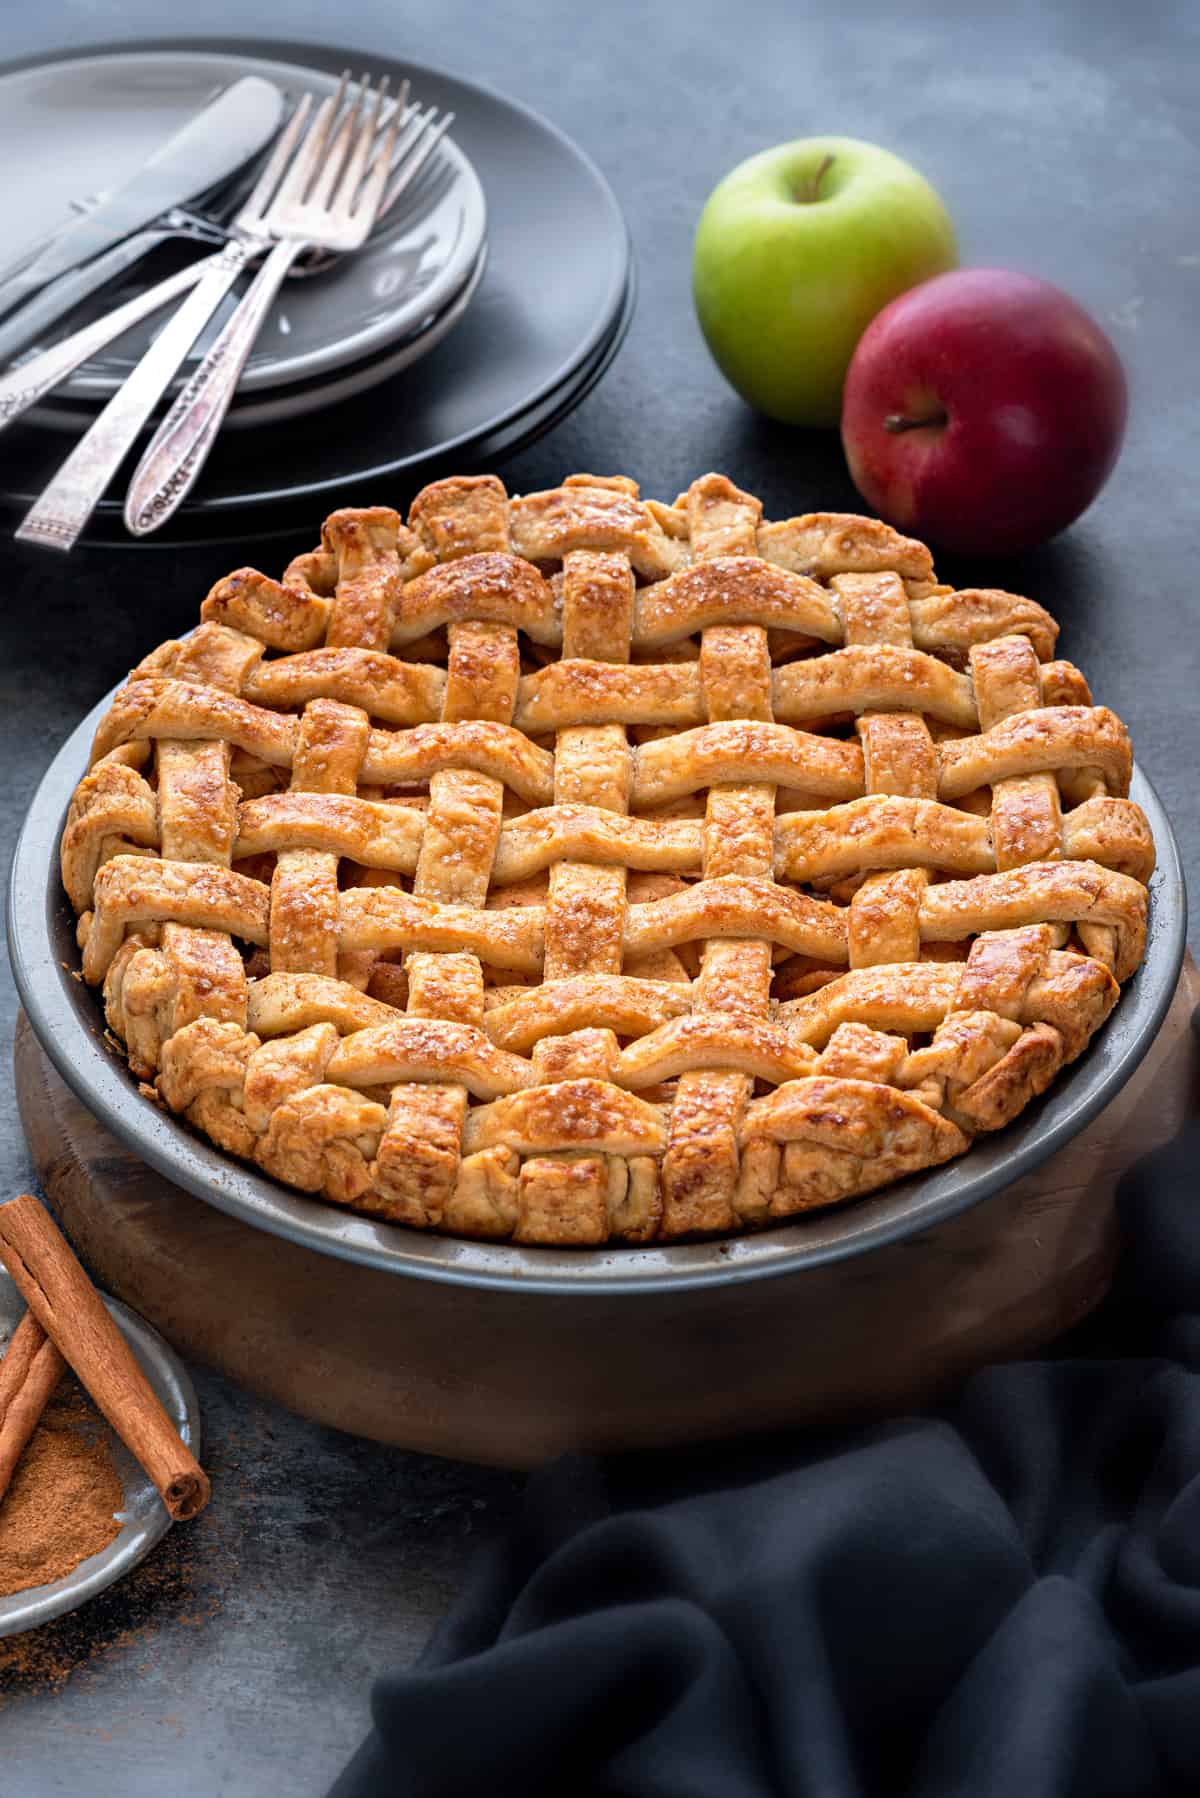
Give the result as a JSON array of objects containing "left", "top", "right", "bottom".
[
  {"left": 380, "top": 110, "right": 456, "bottom": 217},
  {"left": 328, "top": 73, "right": 396, "bottom": 202},
  {"left": 362, "top": 104, "right": 436, "bottom": 217},
  {"left": 346, "top": 87, "right": 402, "bottom": 222},
  {"left": 273, "top": 87, "right": 342, "bottom": 211},
  {"left": 309, "top": 74, "right": 372, "bottom": 211},
  {"left": 237, "top": 92, "right": 313, "bottom": 227},
  {"left": 323, "top": 70, "right": 352, "bottom": 149},
  {"left": 332, "top": 78, "right": 392, "bottom": 217},
  {"left": 332, "top": 76, "right": 385, "bottom": 206},
  {"left": 388, "top": 79, "right": 411, "bottom": 130},
  {"left": 382, "top": 102, "right": 438, "bottom": 174},
  {"left": 365, "top": 80, "right": 409, "bottom": 152},
  {"left": 293, "top": 70, "right": 350, "bottom": 204}
]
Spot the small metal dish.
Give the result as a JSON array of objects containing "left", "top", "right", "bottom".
[
  {"left": 0, "top": 1271, "right": 202, "bottom": 1636},
  {"left": 8, "top": 699, "right": 1186, "bottom": 1298}
]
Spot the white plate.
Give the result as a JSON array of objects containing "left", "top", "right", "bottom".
[
  {"left": 0, "top": 48, "right": 486, "bottom": 399},
  {"left": 0, "top": 1269, "right": 203, "bottom": 1636}
]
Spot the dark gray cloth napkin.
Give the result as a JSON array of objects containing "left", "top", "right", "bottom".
[{"left": 332, "top": 1111, "right": 1200, "bottom": 1797}]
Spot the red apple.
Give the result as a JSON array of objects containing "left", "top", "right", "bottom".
[{"left": 840, "top": 268, "right": 1127, "bottom": 554}]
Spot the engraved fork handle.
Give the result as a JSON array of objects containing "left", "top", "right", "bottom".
[
  {"left": 14, "top": 242, "right": 255, "bottom": 553},
  {"left": 0, "top": 248, "right": 233, "bottom": 436},
  {"left": 125, "top": 237, "right": 305, "bottom": 537}
]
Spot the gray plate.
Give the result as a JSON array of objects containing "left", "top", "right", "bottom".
[
  {"left": 0, "top": 48, "right": 487, "bottom": 398},
  {"left": 0, "top": 1271, "right": 202, "bottom": 1636},
  {"left": 8, "top": 707, "right": 1185, "bottom": 1298},
  {"left": 29, "top": 243, "right": 489, "bottom": 434}
]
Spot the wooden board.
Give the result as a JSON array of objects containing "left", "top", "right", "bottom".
[{"left": 14, "top": 961, "right": 1199, "bottom": 1467}]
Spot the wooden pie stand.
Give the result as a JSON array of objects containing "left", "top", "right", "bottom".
[{"left": 14, "top": 960, "right": 1198, "bottom": 1468}]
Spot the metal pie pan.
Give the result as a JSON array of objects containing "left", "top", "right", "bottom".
[
  {"left": 9, "top": 705, "right": 1185, "bottom": 1298},
  {"left": 0, "top": 1272, "right": 202, "bottom": 1636}
]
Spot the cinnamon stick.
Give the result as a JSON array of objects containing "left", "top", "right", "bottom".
[
  {"left": 0, "top": 1310, "right": 66, "bottom": 1506},
  {"left": 0, "top": 1197, "right": 209, "bottom": 1521}
]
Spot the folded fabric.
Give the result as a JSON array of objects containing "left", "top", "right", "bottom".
[{"left": 332, "top": 1116, "right": 1200, "bottom": 1798}]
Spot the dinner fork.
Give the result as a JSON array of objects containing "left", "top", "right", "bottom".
[
  {"left": 8, "top": 97, "right": 315, "bottom": 552},
  {"left": 122, "top": 77, "right": 444, "bottom": 539},
  {"left": 15, "top": 76, "right": 406, "bottom": 552}
]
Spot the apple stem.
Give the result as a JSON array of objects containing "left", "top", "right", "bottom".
[
  {"left": 796, "top": 153, "right": 835, "bottom": 203},
  {"left": 883, "top": 410, "right": 948, "bottom": 433}
]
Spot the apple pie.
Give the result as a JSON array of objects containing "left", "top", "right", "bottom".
[{"left": 61, "top": 472, "right": 1154, "bottom": 1245}]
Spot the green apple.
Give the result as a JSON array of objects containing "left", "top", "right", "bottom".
[{"left": 692, "top": 137, "right": 957, "bottom": 427}]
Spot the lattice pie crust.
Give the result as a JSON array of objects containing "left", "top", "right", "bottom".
[{"left": 62, "top": 473, "right": 1153, "bottom": 1245}]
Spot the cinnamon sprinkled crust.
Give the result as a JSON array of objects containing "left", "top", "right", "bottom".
[{"left": 62, "top": 471, "right": 1153, "bottom": 1244}]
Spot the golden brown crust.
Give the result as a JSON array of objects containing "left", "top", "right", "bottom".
[{"left": 62, "top": 472, "right": 1153, "bottom": 1245}]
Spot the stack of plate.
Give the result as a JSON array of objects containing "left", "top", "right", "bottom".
[{"left": 0, "top": 41, "right": 634, "bottom": 544}]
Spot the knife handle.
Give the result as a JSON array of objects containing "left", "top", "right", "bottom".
[
  {"left": 14, "top": 243, "right": 253, "bottom": 554},
  {"left": 124, "top": 237, "right": 303, "bottom": 537},
  {"left": 0, "top": 246, "right": 233, "bottom": 437}
]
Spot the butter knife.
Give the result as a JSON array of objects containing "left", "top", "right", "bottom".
[{"left": 0, "top": 75, "right": 285, "bottom": 317}]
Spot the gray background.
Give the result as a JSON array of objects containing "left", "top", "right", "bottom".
[{"left": 1, "top": 1, "right": 1197, "bottom": 1791}]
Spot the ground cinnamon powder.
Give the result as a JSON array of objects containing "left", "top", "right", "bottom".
[{"left": 0, "top": 1385, "right": 123, "bottom": 1597}]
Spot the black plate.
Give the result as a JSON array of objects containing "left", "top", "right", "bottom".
[
  {"left": 17, "top": 264, "right": 636, "bottom": 550},
  {"left": 377, "top": 262, "right": 636, "bottom": 503},
  {"left": 8, "top": 702, "right": 1185, "bottom": 1296},
  {"left": 0, "top": 38, "right": 632, "bottom": 541}
]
